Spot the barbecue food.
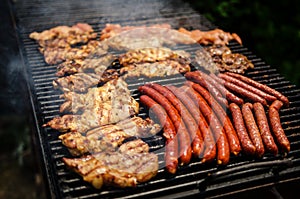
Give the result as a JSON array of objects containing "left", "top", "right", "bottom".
[
  {"left": 195, "top": 45, "right": 254, "bottom": 74},
  {"left": 229, "top": 103, "right": 256, "bottom": 156},
  {"left": 178, "top": 27, "right": 242, "bottom": 45},
  {"left": 44, "top": 79, "right": 139, "bottom": 133},
  {"left": 103, "top": 26, "right": 196, "bottom": 51},
  {"left": 53, "top": 72, "right": 100, "bottom": 93},
  {"left": 59, "top": 117, "right": 161, "bottom": 156},
  {"left": 62, "top": 140, "right": 158, "bottom": 189},
  {"left": 138, "top": 85, "right": 193, "bottom": 165},
  {"left": 41, "top": 40, "right": 108, "bottom": 64},
  {"left": 100, "top": 23, "right": 172, "bottom": 40},
  {"left": 59, "top": 78, "right": 130, "bottom": 113},
  {"left": 139, "top": 95, "right": 179, "bottom": 174},
  {"left": 119, "top": 47, "right": 190, "bottom": 66},
  {"left": 242, "top": 103, "right": 265, "bottom": 158},
  {"left": 29, "top": 23, "right": 97, "bottom": 48},
  {"left": 269, "top": 100, "right": 290, "bottom": 154},
  {"left": 56, "top": 53, "right": 116, "bottom": 76},
  {"left": 121, "top": 60, "right": 190, "bottom": 78},
  {"left": 225, "top": 72, "right": 289, "bottom": 106}
]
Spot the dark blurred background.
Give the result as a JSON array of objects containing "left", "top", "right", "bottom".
[{"left": 0, "top": 0, "right": 299, "bottom": 198}]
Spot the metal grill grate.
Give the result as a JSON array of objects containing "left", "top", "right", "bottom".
[{"left": 10, "top": 0, "right": 300, "bottom": 198}]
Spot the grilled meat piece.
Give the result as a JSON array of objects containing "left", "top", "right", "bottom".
[
  {"left": 59, "top": 117, "right": 160, "bottom": 156},
  {"left": 43, "top": 96, "right": 139, "bottom": 133},
  {"left": 100, "top": 23, "right": 172, "bottom": 41},
  {"left": 62, "top": 148, "right": 158, "bottom": 189},
  {"left": 59, "top": 78, "right": 131, "bottom": 113},
  {"left": 119, "top": 47, "right": 190, "bottom": 67},
  {"left": 53, "top": 73, "right": 100, "bottom": 93},
  {"left": 41, "top": 40, "right": 108, "bottom": 65},
  {"left": 195, "top": 45, "right": 254, "bottom": 74},
  {"left": 29, "top": 23, "right": 97, "bottom": 48},
  {"left": 56, "top": 53, "right": 116, "bottom": 76},
  {"left": 121, "top": 60, "right": 190, "bottom": 78},
  {"left": 103, "top": 26, "right": 196, "bottom": 51},
  {"left": 118, "top": 139, "right": 150, "bottom": 154},
  {"left": 178, "top": 27, "right": 242, "bottom": 45}
]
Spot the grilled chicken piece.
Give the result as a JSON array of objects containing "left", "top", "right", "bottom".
[
  {"left": 41, "top": 40, "right": 108, "bottom": 65},
  {"left": 119, "top": 47, "right": 190, "bottom": 67},
  {"left": 178, "top": 27, "right": 242, "bottom": 45},
  {"left": 29, "top": 23, "right": 97, "bottom": 48},
  {"left": 56, "top": 53, "right": 116, "bottom": 77},
  {"left": 43, "top": 95, "right": 139, "bottom": 133},
  {"left": 195, "top": 45, "right": 254, "bottom": 74},
  {"left": 62, "top": 142, "right": 158, "bottom": 189},
  {"left": 59, "top": 117, "right": 160, "bottom": 156},
  {"left": 121, "top": 60, "right": 190, "bottom": 78},
  {"left": 59, "top": 78, "right": 130, "bottom": 113},
  {"left": 53, "top": 73, "right": 100, "bottom": 93},
  {"left": 118, "top": 139, "right": 150, "bottom": 154}
]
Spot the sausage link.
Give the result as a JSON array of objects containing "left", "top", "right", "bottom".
[
  {"left": 269, "top": 100, "right": 290, "bottom": 154},
  {"left": 182, "top": 85, "right": 230, "bottom": 165},
  {"left": 187, "top": 81, "right": 241, "bottom": 155},
  {"left": 167, "top": 85, "right": 216, "bottom": 163},
  {"left": 185, "top": 71, "right": 228, "bottom": 108},
  {"left": 225, "top": 72, "right": 289, "bottom": 106},
  {"left": 209, "top": 73, "right": 244, "bottom": 105},
  {"left": 139, "top": 95, "right": 178, "bottom": 174},
  {"left": 146, "top": 83, "right": 204, "bottom": 158},
  {"left": 138, "top": 86, "right": 192, "bottom": 165},
  {"left": 242, "top": 103, "right": 265, "bottom": 157},
  {"left": 253, "top": 102, "right": 278, "bottom": 155},
  {"left": 219, "top": 73, "right": 277, "bottom": 103},
  {"left": 218, "top": 76, "right": 268, "bottom": 106},
  {"left": 229, "top": 103, "right": 256, "bottom": 156}
]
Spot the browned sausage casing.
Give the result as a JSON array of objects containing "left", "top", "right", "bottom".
[
  {"left": 185, "top": 71, "right": 228, "bottom": 108},
  {"left": 138, "top": 85, "right": 192, "bottom": 165},
  {"left": 167, "top": 85, "right": 216, "bottom": 163},
  {"left": 269, "top": 100, "right": 290, "bottom": 154},
  {"left": 187, "top": 81, "right": 241, "bottom": 155},
  {"left": 242, "top": 103, "right": 265, "bottom": 157},
  {"left": 182, "top": 85, "right": 230, "bottom": 165},
  {"left": 146, "top": 83, "right": 204, "bottom": 158},
  {"left": 219, "top": 73, "right": 277, "bottom": 103},
  {"left": 229, "top": 103, "right": 256, "bottom": 156},
  {"left": 253, "top": 102, "right": 278, "bottom": 155},
  {"left": 139, "top": 95, "right": 178, "bottom": 174},
  {"left": 209, "top": 73, "right": 244, "bottom": 105},
  {"left": 225, "top": 72, "right": 289, "bottom": 106}
]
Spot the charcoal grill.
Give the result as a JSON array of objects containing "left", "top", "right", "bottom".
[{"left": 8, "top": 0, "right": 300, "bottom": 198}]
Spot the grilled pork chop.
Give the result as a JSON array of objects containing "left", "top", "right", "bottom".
[{"left": 62, "top": 139, "right": 158, "bottom": 189}]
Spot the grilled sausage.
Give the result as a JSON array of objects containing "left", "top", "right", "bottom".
[
  {"left": 138, "top": 85, "right": 192, "bottom": 165},
  {"left": 139, "top": 95, "right": 178, "bottom": 174},
  {"left": 218, "top": 73, "right": 277, "bottom": 103},
  {"left": 182, "top": 85, "right": 230, "bottom": 165},
  {"left": 218, "top": 77, "right": 268, "bottom": 106},
  {"left": 229, "top": 103, "right": 256, "bottom": 156},
  {"left": 209, "top": 73, "right": 244, "bottom": 105},
  {"left": 269, "top": 100, "right": 290, "bottom": 154},
  {"left": 187, "top": 81, "right": 241, "bottom": 155},
  {"left": 225, "top": 72, "right": 289, "bottom": 106},
  {"left": 167, "top": 85, "right": 216, "bottom": 163},
  {"left": 146, "top": 83, "right": 204, "bottom": 158},
  {"left": 185, "top": 71, "right": 228, "bottom": 108},
  {"left": 253, "top": 102, "right": 278, "bottom": 155},
  {"left": 242, "top": 103, "right": 265, "bottom": 157}
]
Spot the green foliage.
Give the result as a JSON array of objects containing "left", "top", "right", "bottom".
[{"left": 187, "top": 0, "right": 300, "bottom": 86}]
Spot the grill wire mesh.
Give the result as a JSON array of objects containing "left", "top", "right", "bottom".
[{"left": 10, "top": 0, "right": 300, "bottom": 198}]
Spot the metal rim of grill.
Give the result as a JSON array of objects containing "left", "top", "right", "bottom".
[{"left": 10, "top": 0, "right": 300, "bottom": 198}]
